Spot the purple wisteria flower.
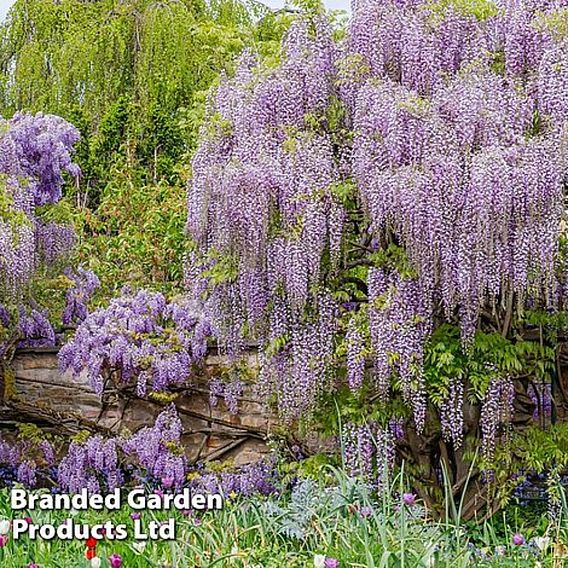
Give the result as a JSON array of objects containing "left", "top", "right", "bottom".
[
  {"left": 59, "top": 290, "right": 211, "bottom": 396},
  {"left": 62, "top": 268, "right": 100, "bottom": 326},
  {"left": 121, "top": 405, "right": 187, "bottom": 489},
  {"left": 182, "top": 0, "right": 568, "bottom": 442},
  {"left": 0, "top": 112, "right": 79, "bottom": 296}
]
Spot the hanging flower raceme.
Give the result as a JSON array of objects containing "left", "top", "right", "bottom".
[
  {"left": 480, "top": 375, "right": 515, "bottom": 459},
  {"left": 439, "top": 378, "right": 465, "bottom": 447},
  {"left": 121, "top": 404, "right": 187, "bottom": 489},
  {"left": 62, "top": 268, "right": 100, "bottom": 326},
  {"left": 185, "top": 0, "right": 567, "bottom": 435},
  {"left": 59, "top": 289, "right": 212, "bottom": 396},
  {"left": 343, "top": 422, "right": 396, "bottom": 489},
  {"left": 367, "top": 267, "right": 430, "bottom": 431},
  {"left": 0, "top": 112, "right": 80, "bottom": 298},
  {"left": 16, "top": 305, "right": 56, "bottom": 349},
  {"left": 57, "top": 437, "right": 123, "bottom": 494}
]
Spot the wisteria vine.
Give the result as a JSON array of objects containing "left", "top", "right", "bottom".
[
  {"left": 184, "top": 0, "right": 567, "bottom": 452},
  {"left": 59, "top": 289, "right": 212, "bottom": 395},
  {"left": 0, "top": 406, "right": 278, "bottom": 497},
  {"left": 0, "top": 112, "right": 80, "bottom": 297}
]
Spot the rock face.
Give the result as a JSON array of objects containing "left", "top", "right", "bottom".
[{"left": 4, "top": 348, "right": 278, "bottom": 465}]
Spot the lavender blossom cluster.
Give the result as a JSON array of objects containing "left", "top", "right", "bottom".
[
  {"left": 121, "top": 404, "right": 187, "bottom": 489},
  {"left": 343, "top": 422, "right": 396, "bottom": 490},
  {"left": 209, "top": 377, "right": 244, "bottom": 415},
  {"left": 0, "top": 112, "right": 80, "bottom": 297},
  {"left": 190, "top": 460, "right": 278, "bottom": 497},
  {"left": 185, "top": 0, "right": 567, "bottom": 440},
  {"left": 15, "top": 305, "right": 56, "bottom": 349},
  {"left": 59, "top": 289, "right": 212, "bottom": 396},
  {"left": 186, "top": 20, "right": 343, "bottom": 418},
  {"left": 0, "top": 437, "right": 56, "bottom": 488},
  {"left": 62, "top": 268, "right": 101, "bottom": 326},
  {"left": 0, "top": 406, "right": 279, "bottom": 499},
  {"left": 58, "top": 437, "right": 123, "bottom": 494}
]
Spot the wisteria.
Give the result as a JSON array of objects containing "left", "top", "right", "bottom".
[
  {"left": 190, "top": 459, "right": 278, "bottom": 497},
  {"left": 480, "top": 376, "right": 516, "bottom": 459},
  {"left": 388, "top": 417, "right": 405, "bottom": 441},
  {"left": 343, "top": 422, "right": 375, "bottom": 483},
  {"left": 0, "top": 112, "right": 80, "bottom": 298},
  {"left": 0, "top": 406, "right": 279, "bottom": 499},
  {"left": 58, "top": 436, "right": 123, "bottom": 494},
  {"left": 58, "top": 289, "right": 212, "bottom": 396},
  {"left": 346, "top": 317, "right": 366, "bottom": 390},
  {"left": 367, "top": 267, "right": 430, "bottom": 432},
  {"left": 528, "top": 382, "right": 553, "bottom": 421},
  {"left": 439, "top": 379, "right": 465, "bottom": 447},
  {"left": 62, "top": 268, "right": 100, "bottom": 326},
  {"left": 16, "top": 305, "right": 56, "bottom": 349},
  {"left": 121, "top": 405, "right": 187, "bottom": 489},
  {"left": 349, "top": 0, "right": 567, "bottom": 350},
  {"left": 0, "top": 436, "right": 55, "bottom": 488},
  {"left": 185, "top": 0, "right": 567, "bottom": 447},
  {"left": 342, "top": 422, "right": 396, "bottom": 490},
  {"left": 0, "top": 407, "right": 183, "bottom": 492},
  {"left": 186, "top": 19, "right": 343, "bottom": 418},
  {"left": 257, "top": 289, "right": 338, "bottom": 418},
  {"left": 209, "top": 377, "right": 244, "bottom": 414},
  {"left": 0, "top": 112, "right": 80, "bottom": 207},
  {"left": 8, "top": 0, "right": 561, "bottom": 508}
]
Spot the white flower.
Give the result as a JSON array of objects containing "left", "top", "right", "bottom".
[
  {"left": 91, "top": 558, "right": 101, "bottom": 568},
  {"left": 533, "top": 536, "right": 550, "bottom": 552},
  {"left": 423, "top": 555, "right": 436, "bottom": 568},
  {"left": 133, "top": 540, "right": 147, "bottom": 554},
  {"left": 0, "top": 520, "right": 10, "bottom": 535},
  {"left": 314, "top": 554, "right": 326, "bottom": 568}
]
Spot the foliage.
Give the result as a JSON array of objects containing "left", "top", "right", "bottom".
[
  {"left": 0, "top": 0, "right": 271, "bottom": 191},
  {"left": 0, "top": 0, "right": 297, "bottom": 300},
  {"left": 72, "top": 175, "right": 188, "bottom": 299},
  {"left": 0, "top": 465, "right": 566, "bottom": 567},
  {"left": 181, "top": 0, "right": 567, "bottom": 516}
]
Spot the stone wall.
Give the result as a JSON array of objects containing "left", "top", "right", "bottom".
[{"left": 1, "top": 348, "right": 278, "bottom": 465}]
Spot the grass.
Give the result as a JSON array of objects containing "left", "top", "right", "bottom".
[{"left": 0, "top": 466, "right": 566, "bottom": 567}]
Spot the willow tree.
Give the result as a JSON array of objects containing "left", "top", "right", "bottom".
[
  {"left": 0, "top": 0, "right": 276, "bottom": 193},
  {"left": 0, "top": 0, "right": 293, "bottom": 296},
  {"left": 185, "top": 0, "right": 568, "bottom": 517}
]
